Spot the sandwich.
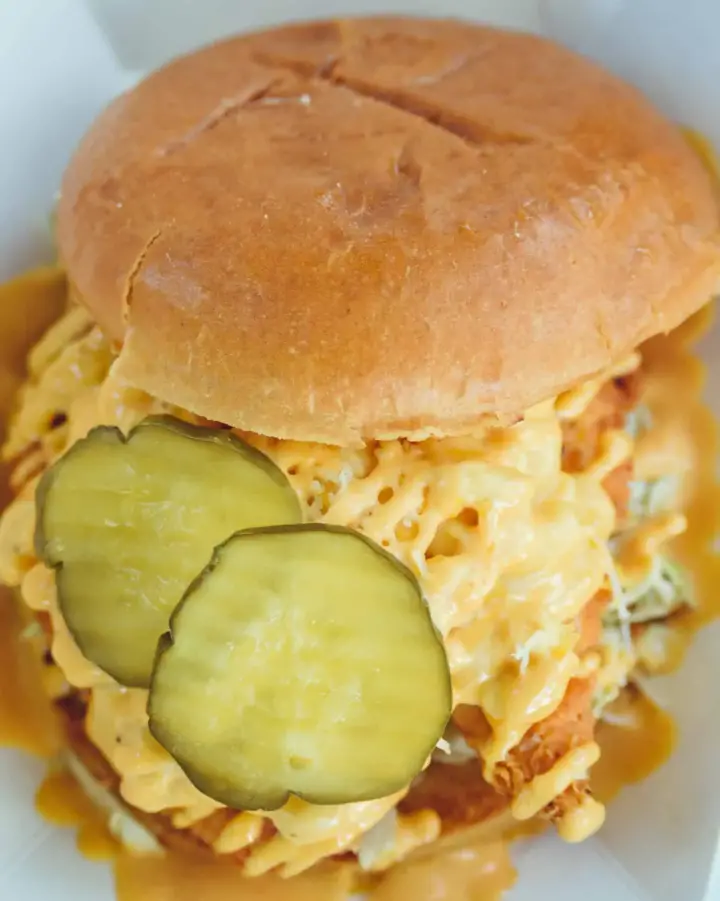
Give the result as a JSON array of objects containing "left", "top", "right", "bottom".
[{"left": 1, "top": 15, "right": 719, "bottom": 893}]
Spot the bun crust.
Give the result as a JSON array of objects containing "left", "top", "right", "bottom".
[{"left": 57, "top": 18, "right": 720, "bottom": 444}]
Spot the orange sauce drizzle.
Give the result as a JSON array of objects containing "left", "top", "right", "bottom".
[
  {"left": 593, "top": 689, "right": 676, "bottom": 804},
  {"left": 0, "top": 587, "right": 61, "bottom": 756},
  {"left": 115, "top": 856, "right": 355, "bottom": 901},
  {"left": 371, "top": 840, "right": 515, "bottom": 901},
  {"left": 36, "top": 769, "right": 118, "bottom": 861},
  {"left": 0, "top": 268, "right": 67, "bottom": 756},
  {"left": 0, "top": 267, "right": 67, "bottom": 423},
  {"left": 589, "top": 299, "right": 720, "bottom": 803},
  {"left": 0, "top": 266, "right": 718, "bottom": 901}
]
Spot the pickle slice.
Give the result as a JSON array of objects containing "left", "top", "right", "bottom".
[
  {"left": 35, "top": 416, "right": 302, "bottom": 687},
  {"left": 148, "top": 525, "right": 451, "bottom": 810}
]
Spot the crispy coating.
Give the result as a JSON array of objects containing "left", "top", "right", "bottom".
[
  {"left": 399, "top": 758, "right": 507, "bottom": 832},
  {"left": 562, "top": 370, "right": 642, "bottom": 521},
  {"left": 562, "top": 372, "right": 642, "bottom": 474},
  {"left": 448, "top": 584, "right": 607, "bottom": 831}
]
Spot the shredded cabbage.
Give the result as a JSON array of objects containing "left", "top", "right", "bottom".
[
  {"left": 357, "top": 809, "right": 397, "bottom": 871},
  {"left": 431, "top": 723, "right": 478, "bottom": 766},
  {"left": 604, "top": 556, "right": 692, "bottom": 627},
  {"left": 627, "top": 475, "right": 681, "bottom": 521},
  {"left": 624, "top": 405, "right": 653, "bottom": 440}
]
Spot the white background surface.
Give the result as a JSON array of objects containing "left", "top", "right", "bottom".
[{"left": 0, "top": 1, "right": 719, "bottom": 899}]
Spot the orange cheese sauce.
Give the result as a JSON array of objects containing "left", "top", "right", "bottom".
[
  {"left": 370, "top": 840, "right": 516, "bottom": 901},
  {"left": 0, "top": 587, "right": 60, "bottom": 756},
  {"left": 36, "top": 769, "right": 118, "bottom": 861},
  {"left": 0, "top": 269, "right": 67, "bottom": 756},
  {"left": 593, "top": 688, "right": 676, "bottom": 803},
  {"left": 33, "top": 769, "right": 516, "bottom": 901},
  {"left": 0, "top": 268, "right": 718, "bottom": 901}
]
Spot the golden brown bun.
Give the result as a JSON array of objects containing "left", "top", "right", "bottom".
[{"left": 57, "top": 17, "right": 720, "bottom": 445}]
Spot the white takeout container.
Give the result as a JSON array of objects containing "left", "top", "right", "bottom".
[{"left": 0, "top": 1, "right": 719, "bottom": 899}]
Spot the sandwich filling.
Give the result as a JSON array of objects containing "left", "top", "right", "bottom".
[{"left": 0, "top": 301, "right": 695, "bottom": 875}]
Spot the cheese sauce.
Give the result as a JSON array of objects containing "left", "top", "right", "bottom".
[
  {"left": 0, "top": 310, "right": 621, "bottom": 858},
  {"left": 0, "top": 586, "right": 60, "bottom": 755},
  {"left": 35, "top": 762, "right": 517, "bottom": 901},
  {"left": 0, "top": 269, "right": 69, "bottom": 757},
  {"left": 0, "top": 268, "right": 717, "bottom": 901}
]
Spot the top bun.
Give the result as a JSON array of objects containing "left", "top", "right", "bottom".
[{"left": 57, "top": 17, "right": 720, "bottom": 445}]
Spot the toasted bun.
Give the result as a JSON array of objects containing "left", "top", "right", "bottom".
[{"left": 57, "top": 17, "right": 720, "bottom": 445}]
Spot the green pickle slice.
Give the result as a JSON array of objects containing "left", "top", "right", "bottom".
[
  {"left": 35, "top": 416, "right": 302, "bottom": 687},
  {"left": 149, "top": 525, "right": 451, "bottom": 810}
]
